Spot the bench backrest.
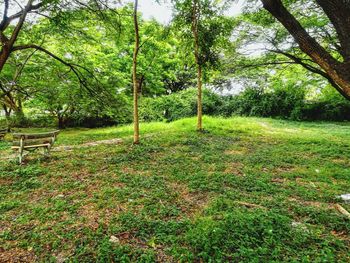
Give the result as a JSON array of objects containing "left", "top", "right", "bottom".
[
  {"left": 0, "top": 128, "right": 7, "bottom": 134},
  {"left": 12, "top": 130, "right": 60, "bottom": 147}
]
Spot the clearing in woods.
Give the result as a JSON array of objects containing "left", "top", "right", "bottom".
[{"left": 0, "top": 116, "right": 349, "bottom": 262}]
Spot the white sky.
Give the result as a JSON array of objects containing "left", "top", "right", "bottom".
[
  {"left": 2, "top": 1, "right": 244, "bottom": 25},
  {"left": 138, "top": 0, "right": 244, "bottom": 24}
]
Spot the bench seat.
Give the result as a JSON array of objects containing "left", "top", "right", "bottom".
[{"left": 12, "top": 130, "right": 60, "bottom": 164}]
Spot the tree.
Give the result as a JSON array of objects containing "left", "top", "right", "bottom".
[
  {"left": 0, "top": 0, "right": 118, "bottom": 93},
  {"left": 172, "top": 0, "right": 233, "bottom": 131},
  {"left": 258, "top": 0, "right": 350, "bottom": 99},
  {"left": 191, "top": 0, "right": 203, "bottom": 130},
  {"left": 2, "top": 4, "right": 198, "bottom": 128},
  {"left": 132, "top": 0, "right": 140, "bottom": 144}
]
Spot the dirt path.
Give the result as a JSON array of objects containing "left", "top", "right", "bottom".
[{"left": 53, "top": 138, "right": 123, "bottom": 151}]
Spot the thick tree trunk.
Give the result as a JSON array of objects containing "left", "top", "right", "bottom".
[
  {"left": 0, "top": 0, "right": 34, "bottom": 73},
  {"left": 315, "top": 0, "right": 350, "bottom": 61},
  {"left": 192, "top": 0, "right": 203, "bottom": 131},
  {"left": 261, "top": 0, "right": 350, "bottom": 99},
  {"left": 58, "top": 116, "right": 65, "bottom": 129},
  {"left": 132, "top": 0, "right": 140, "bottom": 144},
  {"left": 3, "top": 104, "right": 10, "bottom": 119}
]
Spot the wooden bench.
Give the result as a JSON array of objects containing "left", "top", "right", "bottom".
[
  {"left": 0, "top": 128, "right": 8, "bottom": 140},
  {"left": 12, "top": 130, "right": 60, "bottom": 164}
]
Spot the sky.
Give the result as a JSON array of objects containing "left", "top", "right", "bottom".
[
  {"left": 2, "top": 1, "right": 244, "bottom": 25},
  {"left": 137, "top": 0, "right": 244, "bottom": 24}
]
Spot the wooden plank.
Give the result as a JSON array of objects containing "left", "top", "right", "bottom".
[
  {"left": 13, "top": 130, "right": 60, "bottom": 139},
  {"left": 12, "top": 143, "right": 51, "bottom": 149},
  {"left": 13, "top": 138, "right": 52, "bottom": 146}
]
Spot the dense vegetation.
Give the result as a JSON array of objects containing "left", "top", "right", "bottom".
[
  {"left": 3, "top": 86, "right": 350, "bottom": 129},
  {"left": 2, "top": 1, "right": 350, "bottom": 129}
]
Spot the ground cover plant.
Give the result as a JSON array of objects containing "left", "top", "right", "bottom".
[{"left": 0, "top": 116, "right": 349, "bottom": 262}]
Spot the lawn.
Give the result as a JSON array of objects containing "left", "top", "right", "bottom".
[{"left": 0, "top": 116, "right": 349, "bottom": 262}]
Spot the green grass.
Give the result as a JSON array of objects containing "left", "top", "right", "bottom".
[{"left": 0, "top": 116, "right": 349, "bottom": 262}]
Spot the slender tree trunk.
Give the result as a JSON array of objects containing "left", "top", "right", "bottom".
[
  {"left": 192, "top": 0, "right": 203, "bottom": 131},
  {"left": 3, "top": 105, "right": 11, "bottom": 131},
  {"left": 17, "top": 95, "right": 23, "bottom": 114},
  {"left": 13, "top": 95, "right": 25, "bottom": 122},
  {"left": 3, "top": 104, "right": 11, "bottom": 122},
  {"left": 132, "top": 0, "right": 140, "bottom": 144},
  {"left": 197, "top": 64, "right": 203, "bottom": 130}
]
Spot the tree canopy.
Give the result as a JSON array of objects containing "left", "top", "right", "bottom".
[{"left": 1, "top": 0, "right": 350, "bottom": 129}]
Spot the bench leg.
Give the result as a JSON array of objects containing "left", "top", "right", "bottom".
[
  {"left": 19, "top": 149, "right": 23, "bottom": 164},
  {"left": 43, "top": 146, "right": 51, "bottom": 158}
]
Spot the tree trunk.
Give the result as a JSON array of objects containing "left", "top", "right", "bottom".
[
  {"left": 192, "top": 0, "right": 203, "bottom": 131},
  {"left": 3, "top": 104, "right": 10, "bottom": 118},
  {"left": 0, "top": 48, "right": 10, "bottom": 73},
  {"left": 13, "top": 95, "right": 25, "bottom": 122},
  {"left": 58, "top": 115, "right": 65, "bottom": 129},
  {"left": 197, "top": 64, "right": 203, "bottom": 131},
  {"left": 3, "top": 105, "right": 11, "bottom": 131},
  {"left": 132, "top": 0, "right": 140, "bottom": 144},
  {"left": 0, "top": 0, "right": 34, "bottom": 73}
]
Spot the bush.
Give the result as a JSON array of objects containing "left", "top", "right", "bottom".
[
  {"left": 140, "top": 86, "right": 350, "bottom": 122},
  {"left": 139, "top": 88, "right": 223, "bottom": 122},
  {"left": 219, "top": 87, "right": 306, "bottom": 120},
  {"left": 300, "top": 100, "right": 350, "bottom": 121},
  {"left": 5, "top": 86, "right": 350, "bottom": 128}
]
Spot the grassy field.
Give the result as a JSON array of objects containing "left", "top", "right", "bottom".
[{"left": 0, "top": 116, "right": 349, "bottom": 262}]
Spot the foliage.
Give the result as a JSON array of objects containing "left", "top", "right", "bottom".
[
  {"left": 139, "top": 88, "right": 222, "bottom": 122},
  {"left": 219, "top": 85, "right": 305, "bottom": 119},
  {"left": 172, "top": 0, "right": 235, "bottom": 79},
  {"left": 1, "top": 6, "right": 203, "bottom": 127},
  {"left": 232, "top": 0, "right": 350, "bottom": 99},
  {"left": 300, "top": 101, "right": 350, "bottom": 121}
]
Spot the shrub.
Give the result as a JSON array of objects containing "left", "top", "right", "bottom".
[
  {"left": 5, "top": 85, "right": 350, "bottom": 128},
  {"left": 139, "top": 88, "right": 222, "bottom": 122},
  {"left": 219, "top": 86, "right": 306, "bottom": 119},
  {"left": 300, "top": 100, "right": 350, "bottom": 121}
]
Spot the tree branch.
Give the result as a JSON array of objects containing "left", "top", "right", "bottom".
[
  {"left": 271, "top": 49, "right": 350, "bottom": 100},
  {"left": 11, "top": 44, "right": 99, "bottom": 95},
  {"left": 2, "top": 0, "right": 9, "bottom": 22},
  {"left": 261, "top": 0, "right": 350, "bottom": 97},
  {"left": 0, "top": 1, "right": 43, "bottom": 31}
]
